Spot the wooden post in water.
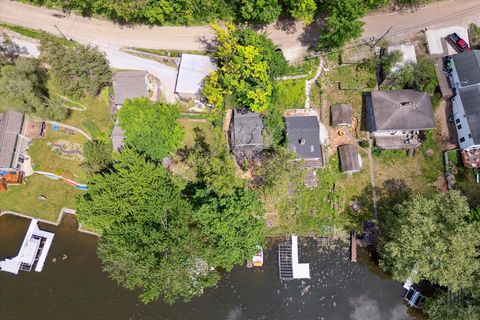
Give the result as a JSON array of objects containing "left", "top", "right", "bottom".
[{"left": 351, "top": 231, "right": 357, "bottom": 262}]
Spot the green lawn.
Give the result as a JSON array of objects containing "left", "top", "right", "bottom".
[
  {"left": 0, "top": 174, "right": 82, "bottom": 221},
  {"left": 50, "top": 86, "right": 113, "bottom": 141},
  {"left": 323, "top": 52, "right": 376, "bottom": 132},
  {"left": 28, "top": 128, "right": 89, "bottom": 182},
  {"left": 0, "top": 22, "right": 72, "bottom": 46},
  {"left": 177, "top": 118, "right": 214, "bottom": 147},
  {"left": 273, "top": 79, "right": 306, "bottom": 110}
]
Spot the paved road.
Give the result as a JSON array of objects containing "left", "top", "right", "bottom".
[{"left": 362, "top": 0, "right": 480, "bottom": 40}]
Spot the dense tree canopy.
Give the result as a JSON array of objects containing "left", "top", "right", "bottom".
[
  {"left": 119, "top": 98, "right": 184, "bottom": 160},
  {"left": 239, "top": 0, "right": 282, "bottom": 24},
  {"left": 386, "top": 57, "right": 439, "bottom": 95},
  {"left": 81, "top": 140, "right": 113, "bottom": 175},
  {"left": 379, "top": 191, "right": 480, "bottom": 293},
  {"left": 0, "top": 56, "right": 68, "bottom": 120},
  {"left": 78, "top": 150, "right": 219, "bottom": 303},
  {"left": 39, "top": 35, "right": 111, "bottom": 99},
  {"left": 79, "top": 146, "right": 265, "bottom": 303},
  {"left": 203, "top": 24, "right": 287, "bottom": 113},
  {"left": 319, "top": 0, "right": 366, "bottom": 48}
]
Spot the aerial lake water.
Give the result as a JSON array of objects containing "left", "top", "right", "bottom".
[{"left": 0, "top": 213, "right": 421, "bottom": 320}]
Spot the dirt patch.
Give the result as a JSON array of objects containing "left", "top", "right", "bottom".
[
  {"left": 436, "top": 175, "right": 448, "bottom": 193},
  {"left": 435, "top": 100, "right": 457, "bottom": 151}
]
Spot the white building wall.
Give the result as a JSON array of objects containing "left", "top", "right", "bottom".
[{"left": 451, "top": 95, "right": 479, "bottom": 149}]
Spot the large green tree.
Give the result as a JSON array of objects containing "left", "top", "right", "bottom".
[
  {"left": 119, "top": 98, "right": 184, "bottom": 160},
  {"left": 79, "top": 148, "right": 265, "bottom": 303},
  {"left": 78, "top": 150, "right": 220, "bottom": 303},
  {"left": 239, "top": 0, "right": 281, "bottom": 24},
  {"left": 81, "top": 139, "right": 113, "bottom": 175},
  {"left": 386, "top": 57, "right": 439, "bottom": 95},
  {"left": 39, "top": 34, "right": 111, "bottom": 99},
  {"left": 192, "top": 186, "right": 265, "bottom": 270},
  {"left": 285, "top": 0, "right": 317, "bottom": 25},
  {"left": 379, "top": 191, "right": 480, "bottom": 292},
  {"left": 0, "top": 56, "right": 68, "bottom": 120},
  {"left": 203, "top": 24, "right": 287, "bottom": 113},
  {"left": 319, "top": 0, "right": 366, "bottom": 48}
]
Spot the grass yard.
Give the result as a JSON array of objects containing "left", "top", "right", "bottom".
[
  {"left": 28, "top": 128, "right": 89, "bottom": 182},
  {"left": 0, "top": 174, "right": 82, "bottom": 222},
  {"left": 50, "top": 85, "right": 113, "bottom": 141},
  {"left": 323, "top": 52, "right": 376, "bottom": 133},
  {"left": 268, "top": 154, "right": 371, "bottom": 236},
  {"left": 273, "top": 79, "right": 305, "bottom": 110},
  {"left": 177, "top": 118, "right": 214, "bottom": 147}
]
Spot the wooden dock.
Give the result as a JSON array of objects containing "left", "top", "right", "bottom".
[{"left": 351, "top": 231, "right": 357, "bottom": 262}]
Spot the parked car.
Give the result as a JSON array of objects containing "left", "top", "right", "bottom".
[{"left": 446, "top": 33, "right": 471, "bottom": 52}]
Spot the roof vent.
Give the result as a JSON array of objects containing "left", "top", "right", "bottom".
[
  {"left": 299, "top": 138, "right": 306, "bottom": 145},
  {"left": 399, "top": 101, "right": 415, "bottom": 108}
]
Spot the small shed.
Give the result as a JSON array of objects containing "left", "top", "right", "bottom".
[
  {"left": 331, "top": 104, "right": 352, "bottom": 127},
  {"left": 175, "top": 54, "right": 217, "bottom": 101},
  {"left": 338, "top": 144, "right": 361, "bottom": 174},
  {"left": 229, "top": 109, "right": 263, "bottom": 164}
]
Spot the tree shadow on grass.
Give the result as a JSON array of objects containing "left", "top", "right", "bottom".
[{"left": 346, "top": 179, "right": 412, "bottom": 233}]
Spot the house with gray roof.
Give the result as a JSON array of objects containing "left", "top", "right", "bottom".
[
  {"left": 448, "top": 50, "right": 480, "bottom": 168},
  {"left": 175, "top": 54, "right": 217, "bottom": 101},
  {"left": 0, "top": 110, "right": 28, "bottom": 171},
  {"left": 112, "top": 70, "right": 148, "bottom": 107},
  {"left": 366, "top": 90, "right": 435, "bottom": 150},
  {"left": 338, "top": 144, "right": 361, "bottom": 174},
  {"left": 229, "top": 109, "right": 263, "bottom": 164},
  {"left": 285, "top": 115, "right": 323, "bottom": 168},
  {"left": 111, "top": 70, "right": 149, "bottom": 150}
]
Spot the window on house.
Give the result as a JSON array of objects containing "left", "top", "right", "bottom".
[
  {"left": 457, "top": 124, "right": 462, "bottom": 129},
  {"left": 456, "top": 119, "right": 460, "bottom": 124},
  {"left": 460, "top": 137, "right": 465, "bottom": 143},
  {"left": 468, "top": 133, "right": 472, "bottom": 139}
]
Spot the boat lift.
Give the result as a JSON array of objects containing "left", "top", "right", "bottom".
[
  {"left": 0, "top": 219, "right": 55, "bottom": 274},
  {"left": 278, "top": 235, "right": 310, "bottom": 280}
]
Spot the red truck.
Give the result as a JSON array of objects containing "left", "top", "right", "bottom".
[{"left": 446, "top": 33, "right": 471, "bottom": 53}]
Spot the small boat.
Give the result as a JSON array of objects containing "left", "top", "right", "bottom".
[{"left": 246, "top": 246, "right": 263, "bottom": 268}]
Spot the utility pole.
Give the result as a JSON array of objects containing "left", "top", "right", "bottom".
[{"left": 54, "top": 24, "right": 71, "bottom": 42}]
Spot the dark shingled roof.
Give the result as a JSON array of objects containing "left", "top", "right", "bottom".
[
  {"left": 285, "top": 115, "right": 322, "bottom": 161},
  {"left": 331, "top": 104, "right": 352, "bottom": 126},
  {"left": 338, "top": 144, "right": 361, "bottom": 173},
  {"left": 112, "top": 70, "right": 148, "bottom": 105},
  {"left": 452, "top": 50, "right": 480, "bottom": 87},
  {"left": 0, "top": 110, "right": 25, "bottom": 168},
  {"left": 230, "top": 109, "right": 263, "bottom": 162},
  {"left": 458, "top": 86, "right": 480, "bottom": 144},
  {"left": 367, "top": 90, "right": 435, "bottom": 132}
]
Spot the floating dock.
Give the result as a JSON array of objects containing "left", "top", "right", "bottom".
[
  {"left": 278, "top": 235, "right": 310, "bottom": 280},
  {"left": 0, "top": 219, "right": 54, "bottom": 274}
]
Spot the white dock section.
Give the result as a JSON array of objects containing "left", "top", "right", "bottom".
[
  {"left": 291, "top": 236, "right": 310, "bottom": 279},
  {"left": 279, "top": 235, "right": 311, "bottom": 280},
  {"left": 0, "top": 219, "right": 54, "bottom": 274}
]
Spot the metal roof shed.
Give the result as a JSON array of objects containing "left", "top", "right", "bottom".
[
  {"left": 331, "top": 104, "right": 352, "bottom": 127},
  {"left": 338, "top": 144, "right": 361, "bottom": 174},
  {"left": 175, "top": 54, "right": 217, "bottom": 100}
]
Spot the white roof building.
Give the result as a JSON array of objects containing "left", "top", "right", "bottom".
[
  {"left": 175, "top": 54, "right": 217, "bottom": 100},
  {"left": 387, "top": 44, "right": 417, "bottom": 73}
]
